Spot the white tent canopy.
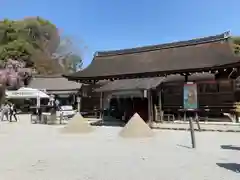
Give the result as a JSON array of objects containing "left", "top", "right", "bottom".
[{"left": 6, "top": 87, "right": 49, "bottom": 99}]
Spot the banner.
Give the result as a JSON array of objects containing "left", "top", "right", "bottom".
[{"left": 183, "top": 83, "right": 198, "bottom": 110}]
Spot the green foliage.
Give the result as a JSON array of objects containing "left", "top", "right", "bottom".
[
  {"left": 0, "top": 17, "right": 64, "bottom": 74},
  {"left": 22, "top": 17, "right": 60, "bottom": 53},
  {"left": 64, "top": 54, "right": 82, "bottom": 73},
  {"left": 32, "top": 51, "right": 65, "bottom": 75},
  {"left": 0, "top": 39, "right": 34, "bottom": 66},
  {"left": 54, "top": 34, "right": 83, "bottom": 72},
  {"left": 231, "top": 36, "right": 240, "bottom": 55},
  {"left": 0, "top": 16, "right": 83, "bottom": 74}
]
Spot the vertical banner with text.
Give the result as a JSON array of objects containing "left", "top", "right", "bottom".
[{"left": 183, "top": 82, "right": 198, "bottom": 110}]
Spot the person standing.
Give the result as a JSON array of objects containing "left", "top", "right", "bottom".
[
  {"left": 9, "top": 103, "right": 17, "bottom": 122},
  {"left": 55, "top": 99, "right": 60, "bottom": 110},
  {"left": 1, "top": 102, "right": 9, "bottom": 121}
]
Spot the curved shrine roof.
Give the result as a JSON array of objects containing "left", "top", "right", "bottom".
[
  {"left": 94, "top": 73, "right": 215, "bottom": 92},
  {"left": 64, "top": 32, "right": 240, "bottom": 81}
]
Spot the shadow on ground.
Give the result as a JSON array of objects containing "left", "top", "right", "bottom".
[
  {"left": 216, "top": 163, "right": 240, "bottom": 173},
  {"left": 177, "top": 144, "right": 192, "bottom": 149},
  {"left": 90, "top": 117, "right": 125, "bottom": 127},
  {"left": 221, "top": 145, "right": 240, "bottom": 151}
]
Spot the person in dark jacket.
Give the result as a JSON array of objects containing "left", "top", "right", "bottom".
[{"left": 9, "top": 103, "right": 17, "bottom": 122}]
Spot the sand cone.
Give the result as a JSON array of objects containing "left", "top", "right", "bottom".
[
  {"left": 61, "top": 113, "right": 94, "bottom": 134},
  {"left": 119, "top": 113, "right": 154, "bottom": 138}
]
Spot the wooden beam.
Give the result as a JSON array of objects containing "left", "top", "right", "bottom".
[
  {"left": 100, "top": 92, "right": 103, "bottom": 119},
  {"left": 159, "top": 89, "right": 163, "bottom": 122},
  {"left": 147, "top": 90, "right": 153, "bottom": 125}
]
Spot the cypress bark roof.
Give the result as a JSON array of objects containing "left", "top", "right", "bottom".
[
  {"left": 64, "top": 32, "right": 239, "bottom": 81},
  {"left": 95, "top": 77, "right": 164, "bottom": 92},
  {"left": 28, "top": 75, "right": 81, "bottom": 91},
  {"left": 95, "top": 73, "right": 214, "bottom": 92}
]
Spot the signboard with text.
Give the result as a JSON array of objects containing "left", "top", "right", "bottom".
[
  {"left": 7, "top": 91, "right": 36, "bottom": 97},
  {"left": 183, "top": 82, "right": 198, "bottom": 110}
]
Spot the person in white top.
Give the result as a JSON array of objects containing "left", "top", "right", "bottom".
[
  {"left": 55, "top": 99, "right": 60, "bottom": 110},
  {"left": 1, "top": 102, "right": 10, "bottom": 121}
]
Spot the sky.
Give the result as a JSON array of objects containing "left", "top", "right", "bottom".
[{"left": 1, "top": 0, "right": 240, "bottom": 67}]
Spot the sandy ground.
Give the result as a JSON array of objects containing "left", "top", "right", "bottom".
[
  {"left": 0, "top": 115, "right": 239, "bottom": 180},
  {"left": 152, "top": 122, "right": 240, "bottom": 132}
]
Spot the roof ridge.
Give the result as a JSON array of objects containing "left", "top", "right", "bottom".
[
  {"left": 33, "top": 74, "right": 63, "bottom": 78},
  {"left": 96, "top": 32, "right": 230, "bottom": 57}
]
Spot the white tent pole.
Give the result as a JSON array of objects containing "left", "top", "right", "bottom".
[{"left": 36, "top": 91, "right": 41, "bottom": 115}]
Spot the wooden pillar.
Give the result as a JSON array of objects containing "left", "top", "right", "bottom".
[
  {"left": 147, "top": 90, "right": 153, "bottom": 125},
  {"left": 159, "top": 89, "right": 163, "bottom": 121},
  {"left": 131, "top": 96, "right": 134, "bottom": 110},
  {"left": 100, "top": 92, "right": 103, "bottom": 119},
  {"left": 77, "top": 96, "right": 81, "bottom": 113},
  {"left": 150, "top": 92, "right": 154, "bottom": 122}
]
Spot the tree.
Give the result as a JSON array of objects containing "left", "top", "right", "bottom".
[
  {"left": 32, "top": 51, "right": 65, "bottom": 75},
  {"left": 0, "top": 16, "right": 86, "bottom": 90},
  {"left": 0, "top": 17, "right": 77, "bottom": 90},
  {"left": 53, "top": 34, "right": 83, "bottom": 72},
  {"left": 232, "top": 36, "right": 240, "bottom": 54},
  {"left": 0, "top": 39, "right": 35, "bottom": 67},
  {"left": 0, "top": 17, "right": 85, "bottom": 75},
  {"left": 0, "top": 16, "right": 85, "bottom": 73},
  {"left": 0, "top": 17, "right": 61, "bottom": 72},
  {"left": 61, "top": 54, "right": 83, "bottom": 73}
]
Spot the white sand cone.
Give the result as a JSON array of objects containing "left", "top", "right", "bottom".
[
  {"left": 119, "top": 113, "right": 154, "bottom": 138},
  {"left": 61, "top": 113, "right": 94, "bottom": 134}
]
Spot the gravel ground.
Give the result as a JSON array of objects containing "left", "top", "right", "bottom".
[
  {"left": 0, "top": 115, "right": 239, "bottom": 180},
  {"left": 152, "top": 122, "right": 240, "bottom": 132}
]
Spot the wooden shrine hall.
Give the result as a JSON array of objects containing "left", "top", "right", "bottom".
[
  {"left": 64, "top": 32, "right": 240, "bottom": 123},
  {"left": 93, "top": 73, "right": 219, "bottom": 123}
]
